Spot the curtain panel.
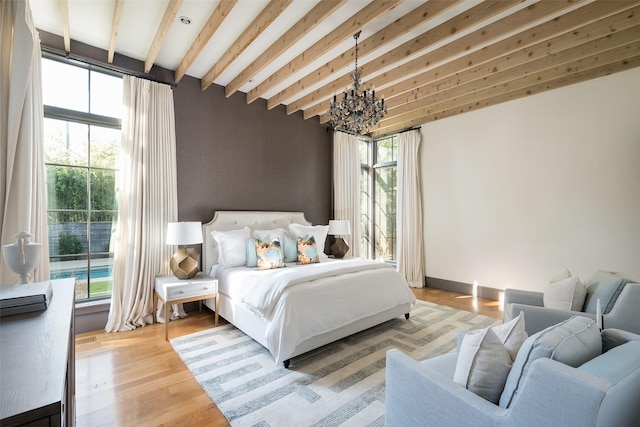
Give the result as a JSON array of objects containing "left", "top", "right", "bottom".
[
  {"left": 105, "top": 75, "right": 178, "bottom": 332},
  {"left": 0, "top": 0, "right": 50, "bottom": 285},
  {"left": 333, "top": 131, "right": 361, "bottom": 258},
  {"left": 397, "top": 130, "right": 425, "bottom": 287}
]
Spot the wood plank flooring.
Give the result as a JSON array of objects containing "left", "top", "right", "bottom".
[{"left": 74, "top": 288, "right": 502, "bottom": 426}]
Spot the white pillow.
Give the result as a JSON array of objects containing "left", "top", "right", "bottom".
[
  {"left": 211, "top": 227, "right": 250, "bottom": 267},
  {"left": 288, "top": 223, "right": 329, "bottom": 261},
  {"left": 544, "top": 272, "right": 587, "bottom": 311},
  {"left": 492, "top": 312, "right": 527, "bottom": 362},
  {"left": 453, "top": 327, "right": 512, "bottom": 404}
]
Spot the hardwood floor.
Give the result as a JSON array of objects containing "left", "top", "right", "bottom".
[{"left": 74, "top": 288, "right": 501, "bottom": 426}]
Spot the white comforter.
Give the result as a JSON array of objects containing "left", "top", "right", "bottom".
[{"left": 214, "top": 258, "right": 416, "bottom": 364}]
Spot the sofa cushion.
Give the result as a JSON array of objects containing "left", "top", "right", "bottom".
[
  {"left": 543, "top": 273, "right": 587, "bottom": 312},
  {"left": 582, "top": 270, "right": 631, "bottom": 314},
  {"left": 454, "top": 327, "right": 512, "bottom": 404},
  {"left": 499, "top": 316, "right": 601, "bottom": 408}
]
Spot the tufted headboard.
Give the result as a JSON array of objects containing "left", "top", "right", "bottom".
[{"left": 202, "top": 211, "right": 311, "bottom": 275}]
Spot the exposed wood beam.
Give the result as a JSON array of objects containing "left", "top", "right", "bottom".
[
  {"left": 371, "top": 48, "right": 640, "bottom": 135},
  {"left": 248, "top": 0, "right": 403, "bottom": 105},
  {"left": 200, "top": 0, "right": 292, "bottom": 91},
  {"left": 174, "top": 0, "right": 238, "bottom": 83},
  {"left": 375, "top": 2, "right": 640, "bottom": 111},
  {"left": 266, "top": 0, "right": 462, "bottom": 110},
  {"left": 383, "top": 26, "right": 640, "bottom": 122},
  {"left": 224, "top": 0, "right": 347, "bottom": 98},
  {"left": 309, "top": 0, "right": 583, "bottom": 121},
  {"left": 290, "top": 0, "right": 525, "bottom": 118},
  {"left": 145, "top": 0, "right": 184, "bottom": 74},
  {"left": 107, "top": 0, "right": 124, "bottom": 63},
  {"left": 61, "top": 0, "right": 70, "bottom": 52}
]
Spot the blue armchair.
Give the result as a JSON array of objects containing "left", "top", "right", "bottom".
[
  {"left": 385, "top": 327, "right": 640, "bottom": 427},
  {"left": 503, "top": 271, "right": 640, "bottom": 335}
]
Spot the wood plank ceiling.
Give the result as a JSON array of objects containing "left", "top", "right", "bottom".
[{"left": 32, "top": 0, "right": 640, "bottom": 136}]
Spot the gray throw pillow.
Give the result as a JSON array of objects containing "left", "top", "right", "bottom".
[{"left": 582, "top": 270, "right": 631, "bottom": 314}]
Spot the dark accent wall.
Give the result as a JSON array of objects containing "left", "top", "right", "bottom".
[{"left": 39, "top": 31, "right": 333, "bottom": 227}]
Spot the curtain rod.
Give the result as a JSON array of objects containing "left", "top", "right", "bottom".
[
  {"left": 41, "top": 46, "right": 177, "bottom": 88},
  {"left": 328, "top": 126, "right": 421, "bottom": 139}
]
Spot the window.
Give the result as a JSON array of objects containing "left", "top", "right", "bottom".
[
  {"left": 42, "top": 56, "right": 122, "bottom": 301},
  {"left": 360, "top": 135, "right": 398, "bottom": 262}
]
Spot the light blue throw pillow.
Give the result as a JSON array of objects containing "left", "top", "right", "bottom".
[
  {"left": 582, "top": 270, "right": 631, "bottom": 314},
  {"left": 284, "top": 235, "right": 297, "bottom": 262},
  {"left": 246, "top": 238, "right": 257, "bottom": 268},
  {"left": 499, "top": 316, "right": 601, "bottom": 408}
]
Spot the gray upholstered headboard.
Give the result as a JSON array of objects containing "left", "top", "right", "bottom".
[{"left": 202, "top": 211, "right": 311, "bottom": 275}]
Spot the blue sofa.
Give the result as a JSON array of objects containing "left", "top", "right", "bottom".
[{"left": 385, "top": 324, "right": 640, "bottom": 427}]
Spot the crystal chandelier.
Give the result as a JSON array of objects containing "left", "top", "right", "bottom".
[{"left": 328, "top": 31, "right": 386, "bottom": 134}]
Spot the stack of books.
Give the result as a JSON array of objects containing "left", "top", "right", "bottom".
[{"left": 0, "top": 281, "right": 53, "bottom": 317}]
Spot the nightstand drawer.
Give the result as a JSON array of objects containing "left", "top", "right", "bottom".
[{"left": 167, "top": 282, "right": 216, "bottom": 300}]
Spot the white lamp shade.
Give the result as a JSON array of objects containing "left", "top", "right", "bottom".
[
  {"left": 166, "top": 221, "right": 203, "bottom": 245},
  {"left": 328, "top": 220, "right": 351, "bottom": 236}
]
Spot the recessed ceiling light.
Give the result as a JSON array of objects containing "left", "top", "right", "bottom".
[{"left": 179, "top": 16, "right": 192, "bottom": 25}]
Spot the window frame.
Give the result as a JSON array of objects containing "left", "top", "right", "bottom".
[
  {"left": 42, "top": 53, "right": 122, "bottom": 302},
  {"left": 360, "top": 134, "right": 398, "bottom": 263}
]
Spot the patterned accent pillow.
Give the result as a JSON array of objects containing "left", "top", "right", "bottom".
[
  {"left": 297, "top": 235, "right": 319, "bottom": 265},
  {"left": 254, "top": 238, "right": 285, "bottom": 270}
]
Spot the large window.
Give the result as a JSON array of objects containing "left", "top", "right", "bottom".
[
  {"left": 360, "top": 135, "right": 398, "bottom": 261},
  {"left": 42, "top": 56, "right": 122, "bottom": 301}
]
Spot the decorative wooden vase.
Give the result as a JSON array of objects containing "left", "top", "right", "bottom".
[{"left": 2, "top": 231, "right": 42, "bottom": 285}]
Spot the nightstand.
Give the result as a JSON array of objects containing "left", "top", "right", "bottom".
[{"left": 154, "top": 273, "right": 218, "bottom": 341}]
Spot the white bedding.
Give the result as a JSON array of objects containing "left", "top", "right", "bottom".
[{"left": 212, "top": 258, "right": 416, "bottom": 364}]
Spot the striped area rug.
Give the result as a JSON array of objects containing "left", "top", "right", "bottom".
[{"left": 170, "top": 300, "right": 500, "bottom": 426}]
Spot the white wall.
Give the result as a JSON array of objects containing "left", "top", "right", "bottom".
[{"left": 420, "top": 67, "right": 640, "bottom": 292}]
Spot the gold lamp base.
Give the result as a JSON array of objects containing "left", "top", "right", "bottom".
[
  {"left": 170, "top": 248, "right": 199, "bottom": 279},
  {"left": 331, "top": 237, "right": 350, "bottom": 259}
]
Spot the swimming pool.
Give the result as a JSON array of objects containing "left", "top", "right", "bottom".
[{"left": 50, "top": 266, "right": 112, "bottom": 280}]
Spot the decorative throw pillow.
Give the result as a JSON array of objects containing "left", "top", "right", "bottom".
[
  {"left": 582, "top": 270, "right": 632, "bottom": 314},
  {"left": 296, "top": 235, "right": 319, "bottom": 265},
  {"left": 254, "top": 238, "right": 285, "bottom": 270},
  {"left": 492, "top": 312, "right": 528, "bottom": 362},
  {"left": 499, "top": 316, "right": 601, "bottom": 408},
  {"left": 253, "top": 228, "right": 297, "bottom": 262},
  {"left": 543, "top": 272, "right": 587, "bottom": 311},
  {"left": 289, "top": 223, "right": 329, "bottom": 261},
  {"left": 453, "top": 327, "right": 513, "bottom": 404},
  {"left": 211, "top": 227, "right": 251, "bottom": 267},
  {"left": 283, "top": 235, "right": 297, "bottom": 262},
  {"left": 246, "top": 238, "right": 257, "bottom": 268}
]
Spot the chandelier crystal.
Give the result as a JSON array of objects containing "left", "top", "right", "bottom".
[{"left": 328, "top": 31, "right": 386, "bottom": 134}]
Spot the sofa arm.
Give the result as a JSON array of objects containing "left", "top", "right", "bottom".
[
  {"left": 601, "top": 328, "right": 640, "bottom": 352},
  {"left": 385, "top": 349, "right": 508, "bottom": 427},
  {"left": 504, "top": 288, "right": 544, "bottom": 307},
  {"left": 505, "top": 303, "right": 595, "bottom": 336}
]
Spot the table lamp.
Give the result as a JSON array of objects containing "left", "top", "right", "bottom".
[
  {"left": 166, "top": 221, "right": 203, "bottom": 279},
  {"left": 328, "top": 220, "right": 351, "bottom": 258}
]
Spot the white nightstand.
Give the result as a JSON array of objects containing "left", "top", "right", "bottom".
[{"left": 154, "top": 273, "right": 218, "bottom": 341}]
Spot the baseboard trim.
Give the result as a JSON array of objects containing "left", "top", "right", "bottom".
[{"left": 425, "top": 276, "right": 502, "bottom": 302}]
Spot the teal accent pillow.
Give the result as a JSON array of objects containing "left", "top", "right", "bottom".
[
  {"left": 297, "top": 235, "right": 319, "bottom": 265},
  {"left": 255, "top": 238, "right": 285, "bottom": 270},
  {"left": 246, "top": 238, "right": 257, "bottom": 268},
  {"left": 582, "top": 270, "right": 631, "bottom": 314},
  {"left": 284, "top": 235, "right": 297, "bottom": 262}
]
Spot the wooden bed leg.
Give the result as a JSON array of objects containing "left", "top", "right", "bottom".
[
  {"left": 283, "top": 359, "right": 291, "bottom": 369},
  {"left": 405, "top": 313, "right": 410, "bottom": 320}
]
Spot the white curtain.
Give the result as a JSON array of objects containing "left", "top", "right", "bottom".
[
  {"left": 333, "top": 131, "right": 361, "bottom": 257},
  {"left": 397, "top": 130, "right": 424, "bottom": 287},
  {"left": 0, "top": 0, "right": 50, "bottom": 285},
  {"left": 105, "top": 75, "right": 178, "bottom": 332}
]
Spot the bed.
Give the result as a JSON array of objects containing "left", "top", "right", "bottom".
[{"left": 202, "top": 211, "right": 416, "bottom": 367}]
